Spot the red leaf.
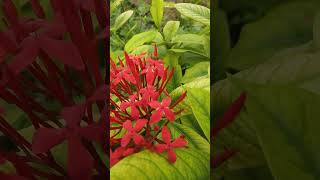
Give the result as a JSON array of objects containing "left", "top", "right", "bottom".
[
  {"left": 32, "top": 128, "right": 66, "bottom": 153},
  {"left": 39, "top": 37, "right": 85, "bottom": 70}
]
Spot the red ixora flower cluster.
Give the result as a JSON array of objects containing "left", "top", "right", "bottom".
[{"left": 110, "top": 46, "right": 188, "bottom": 167}]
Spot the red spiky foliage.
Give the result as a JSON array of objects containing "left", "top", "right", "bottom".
[
  {"left": 109, "top": 47, "right": 188, "bottom": 167},
  {"left": 0, "top": 0, "right": 108, "bottom": 179}
]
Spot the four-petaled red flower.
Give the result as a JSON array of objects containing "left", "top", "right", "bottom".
[
  {"left": 155, "top": 126, "right": 188, "bottom": 163},
  {"left": 149, "top": 97, "right": 175, "bottom": 124},
  {"left": 121, "top": 119, "right": 147, "bottom": 147}
]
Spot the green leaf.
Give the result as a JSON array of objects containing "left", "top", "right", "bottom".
[
  {"left": 242, "top": 84, "right": 320, "bottom": 180},
  {"left": 110, "top": 149, "right": 209, "bottom": 180},
  {"left": 186, "top": 88, "right": 210, "bottom": 141},
  {"left": 170, "top": 77, "right": 209, "bottom": 117},
  {"left": 175, "top": 3, "right": 210, "bottom": 26},
  {"left": 125, "top": 30, "right": 158, "bottom": 52},
  {"left": 172, "top": 34, "right": 205, "bottom": 45},
  {"left": 163, "top": 21, "right": 180, "bottom": 42},
  {"left": 181, "top": 62, "right": 209, "bottom": 83},
  {"left": 111, "top": 0, "right": 125, "bottom": 13},
  {"left": 213, "top": 8, "right": 230, "bottom": 82},
  {"left": 163, "top": 52, "right": 182, "bottom": 93},
  {"left": 112, "top": 10, "right": 134, "bottom": 32},
  {"left": 169, "top": 122, "right": 209, "bottom": 154},
  {"left": 226, "top": 2, "right": 320, "bottom": 71},
  {"left": 150, "top": 0, "right": 164, "bottom": 29}
]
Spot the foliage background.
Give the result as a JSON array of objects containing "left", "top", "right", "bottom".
[{"left": 213, "top": 0, "right": 320, "bottom": 179}]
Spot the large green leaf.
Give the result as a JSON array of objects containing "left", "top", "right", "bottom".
[
  {"left": 242, "top": 84, "right": 320, "bottom": 180},
  {"left": 125, "top": 30, "right": 158, "bottom": 52},
  {"left": 213, "top": 8, "right": 229, "bottom": 82},
  {"left": 150, "top": 0, "right": 164, "bottom": 29},
  {"left": 225, "top": 1, "right": 320, "bottom": 71},
  {"left": 110, "top": 149, "right": 210, "bottom": 180},
  {"left": 170, "top": 77, "right": 209, "bottom": 117},
  {"left": 186, "top": 88, "right": 210, "bottom": 141},
  {"left": 175, "top": 3, "right": 210, "bottom": 26},
  {"left": 163, "top": 21, "right": 180, "bottom": 42},
  {"left": 112, "top": 10, "right": 134, "bottom": 32},
  {"left": 164, "top": 52, "right": 182, "bottom": 93},
  {"left": 181, "top": 62, "right": 209, "bottom": 83},
  {"left": 169, "top": 122, "right": 209, "bottom": 154}
]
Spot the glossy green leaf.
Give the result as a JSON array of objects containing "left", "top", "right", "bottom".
[
  {"left": 163, "top": 21, "right": 180, "bottom": 42},
  {"left": 213, "top": 8, "right": 229, "bottom": 82},
  {"left": 150, "top": 0, "right": 164, "bottom": 29},
  {"left": 170, "top": 77, "right": 209, "bottom": 117},
  {"left": 175, "top": 3, "right": 210, "bottom": 26},
  {"left": 164, "top": 52, "right": 182, "bottom": 93},
  {"left": 226, "top": 2, "right": 320, "bottom": 71},
  {"left": 110, "top": 149, "right": 210, "bottom": 180},
  {"left": 112, "top": 10, "right": 134, "bottom": 32},
  {"left": 125, "top": 30, "right": 158, "bottom": 52},
  {"left": 181, "top": 62, "right": 209, "bottom": 83},
  {"left": 242, "top": 84, "right": 320, "bottom": 180},
  {"left": 186, "top": 88, "right": 210, "bottom": 141},
  {"left": 169, "top": 122, "right": 209, "bottom": 154}
]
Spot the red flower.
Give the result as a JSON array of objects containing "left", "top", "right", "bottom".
[
  {"left": 155, "top": 126, "right": 187, "bottom": 163},
  {"left": 149, "top": 97, "right": 175, "bottom": 124},
  {"left": 110, "top": 47, "right": 187, "bottom": 166},
  {"left": 121, "top": 119, "right": 147, "bottom": 147},
  {"left": 110, "top": 147, "right": 135, "bottom": 167},
  {"left": 120, "top": 94, "right": 141, "bottom": 119}
]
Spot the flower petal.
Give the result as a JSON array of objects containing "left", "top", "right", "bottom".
[
  {"left": 77, "top": 123, "right": 104, "bottom": 141},
  {"left": 167, "top": 149, "right": 177, "bottom": 163},
  {"left": 131, "top": 106, "right": 139, "bottom": 119},
  {"left": 67, "top": 136, "right": 93, "bottom": 179},
  {"left": 133, "top": 134, "right": 144, "bottom": 145},
  {"left": 87, "top": 85, "right": 107, "bottom": 102},
  {"left": 134, "top": 119, "right": 147, "bottom": 132},
  {"left": 164, "top": 108, "right": 175, "bottom": 121},
  {"left": 171, "top": 137, "right": 187, "bottom": 148},
  {"left": 61, "top": 104, "right": 86, "bottom": 127},
  {"left": 149, "top": 101, "right": 161, "bottom": 109},
  {"left": 39, "top": 36, "right": 85, "bottom": 70},
  {"left": 122, "top": 120, "right": 133, "bottom": 131},
  {"left": 150, "top": 110, "right": 162, "bottom": 124},
  {"left": 161, "top": 126, "right": 171, "bottom": 144},
  {"left": 162, "top": 97, "right": 171, "bottom": 107},
  {"left": 154, "top": 144, "right": 168, "bottom": 153},
  {"left": 121, "top": 133, "right": 131, "bottom": 147},
  {"left": 32, "top": 128, "right": 66, "bottom": 153},
  {"left": 8, "top": 37, "right": 39, "bottom": 75}
]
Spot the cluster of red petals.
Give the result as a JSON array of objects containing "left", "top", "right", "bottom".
[
  {"left": 110, "top": 47, "right": 188, "bottom": 167},
  {"left": 0, "top": 0, "right": 108, "bottom": 179}
]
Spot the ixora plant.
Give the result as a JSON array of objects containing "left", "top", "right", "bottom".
[
  {"left": 110, "top": 1, "right": 211, "bottom": 179},
  {"left": 109, "top": 46, "right": 188, "bottom": 166},
  {"left": 0, "top": 0, "right": 108, "bottom": 179}
]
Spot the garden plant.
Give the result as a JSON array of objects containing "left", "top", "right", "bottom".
[{"left": 110, "top": 0, "right": 211, "bottom": 179}]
